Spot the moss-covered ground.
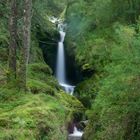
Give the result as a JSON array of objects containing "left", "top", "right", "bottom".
[{"left": 0, "top": 61, "right": 84, "bottom": 140}]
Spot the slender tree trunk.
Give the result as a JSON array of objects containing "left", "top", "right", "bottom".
[
  {"left": 19, "top": 0, "right": 32, "bottom": 90},
  {"left": 8, "top": 0, "right": 17, "bottom": 82}
]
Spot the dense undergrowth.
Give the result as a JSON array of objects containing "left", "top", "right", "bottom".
[
  {"left": 70, "top": 21, "right": 140, "bottom": 140},
  {"left": 65, "top": 1, "right": 140, "bottom": 140}
]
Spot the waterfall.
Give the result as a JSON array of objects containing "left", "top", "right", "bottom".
[
  {"left": 49, "top": 17, "right": 83, "bottom": 139},
  {"left": 56, "top": 30, "right": 66, "bottom": 83},
  {"left": 56, "top": 23, "right": 75, "bottom": 95}
]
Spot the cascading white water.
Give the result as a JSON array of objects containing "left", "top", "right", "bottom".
[
  {"left": 57, "top": 25, "right": 83, "bottom": 139},
  {"left": 56, "top": 23, "right": 75, "bottom": 95},
  {"left": 69, "top": 126, "right": 83, "bottom": 137},
  {"left": 68, "top": 126, "right": 83, "bottom": 140},
  {"left": 49, "top": 17, "right": 83, "bottom": 139},
  {"left": 56, "top": 30, "right": 66, "bottom": 83}
]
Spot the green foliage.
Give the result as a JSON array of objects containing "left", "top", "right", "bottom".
[
  {"left": 27, "top": 79, "right": 55, "bottom": 95},
  {"left": 30, "top": 37, "right": 44, "bottom": 63},
  {"left": 75, "top": 75, "right": 100, "bottom": 108},
  {"left": 66, "top": 1, "right": 140, "bottom": 139},
  {"left": 29, "top": 63, "right": 52, "bottom": 75},
  {"left": 0, "top": 22, "right": 9, "bottom": 45},
  {"left": 32, "top": 0, "right": 68, "bottom": 34},
  {"left": 28, "top": 63, "right": 59, "bottom": 91},
  {"left": 81, "top": 23, "right": 140, "bottom": 140},
  {"left": 0, "top": 2, "right": 9, "bottom": 65}
]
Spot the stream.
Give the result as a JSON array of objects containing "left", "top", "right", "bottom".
[{"left": 50, "top": 17, "right": 83, "bottom": 139}]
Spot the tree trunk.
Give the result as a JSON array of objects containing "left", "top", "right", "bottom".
[
  {"left": 19, "top": 0, "right": 32, "bottom": 90},
  {"left": 8, "top": 0, "right": 17, "bottom": 82}
]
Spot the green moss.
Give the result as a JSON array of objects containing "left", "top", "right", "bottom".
[
  {"left": 27, "top": 79, "right": 55, "bottom": 95},
  {"left": 0, "top": 88, "right": 83, "bottom": 140},
  {"left": 29, "top": 63, "right": 52, "bottom": 75},
  {"left": 0, "top": 59, "right": 84, "bottom": 140},
  {"left": 30, "top": 38, "right": 44, "bottom": 63},
  {"left": 27, "top": 63, "right": 59, "bottom": 93}
]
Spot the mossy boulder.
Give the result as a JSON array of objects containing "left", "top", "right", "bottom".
[
  {"left": 29, "top": 63, "right": 52, "bottom": 75},
  {"left": 28, "top": 62, "right": 59, "bottom": 92},
  {"left": 27, "top": 79, "right": 56, "bottom": 95}
]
